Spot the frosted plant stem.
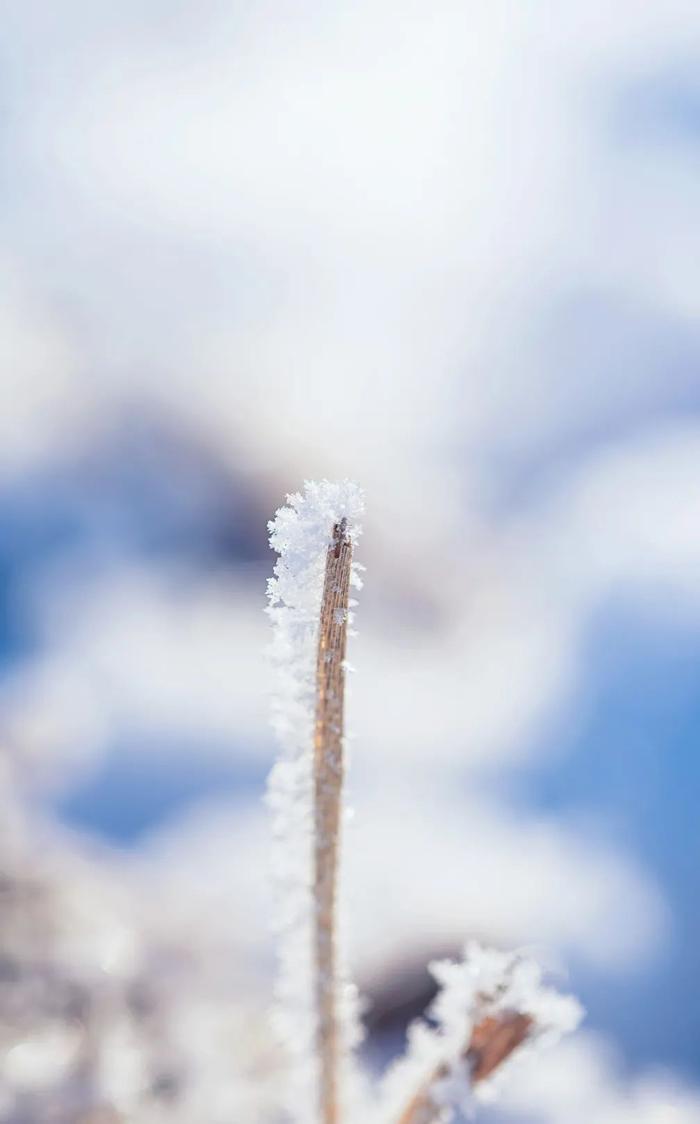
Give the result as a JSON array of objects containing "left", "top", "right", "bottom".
[
  {"left": 314, "top": 517, "right": 352, "bottom": 1124},
  {"left": 394, "top": 1012, "right": 533, "bottom": 1124}
]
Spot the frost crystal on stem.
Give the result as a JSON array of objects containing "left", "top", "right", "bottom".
[
  {"left": 267, "top": 482, "right": 582, "bottom": 1124},
  {"left": 267, "top": 481, "right": 364, "bottom": 1124},
  {"left": 379, "top": 943, "right": 584, "bottom": 1124}
]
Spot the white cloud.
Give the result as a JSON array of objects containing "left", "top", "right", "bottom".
[
  {"left": 0, "top": 263, "right": 89, "bottom": 471},
  {"left": 531, "top": 424, "right": 700, "bottom": 612},
  {"left": 499, "top": 1033, "right": 700, "bottom": 1124},
  {"left": 0, "top": 569, "right": 269, "bottom": 790},
  {"left": 3, "top": 0, "right": 699, "bottom": 520},
  {"left": 344, "top": 788, "right": 666, "bottom": 976}
]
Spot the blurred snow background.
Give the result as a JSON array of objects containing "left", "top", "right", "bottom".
[{"left": 1, "top": 1, "right": 700, "bottom": 1120}]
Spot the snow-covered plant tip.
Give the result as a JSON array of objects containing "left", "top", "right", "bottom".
[{"left": 267, "top": 481, "right": 583, "bottom": 1124}]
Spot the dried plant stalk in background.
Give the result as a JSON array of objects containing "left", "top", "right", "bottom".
[
  {"left": 395, "top": 1012, "right": 533, "bottom": 1124},
  {"left": 314, "top": 518, "right": 353, "bottom": 1124},
  {"left": 376, "top": 943, "right": 583, "bottom": 1124}
]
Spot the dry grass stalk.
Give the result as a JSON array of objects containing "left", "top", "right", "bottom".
[
  {"left": 313, "top": 517, "right": 353, "bottom": 1124},
  {"left": 268, "top": 483, "right": 579, "bottom": 1124},
  {"left": 395, "top": 1011, "right": 534, "bottom": 1124}
]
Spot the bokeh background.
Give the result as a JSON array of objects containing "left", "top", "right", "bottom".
[{"left": 2, "top": 2, "right": 700, "bottom": 1121}]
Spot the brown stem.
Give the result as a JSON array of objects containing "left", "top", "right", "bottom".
[
  {"left": 314, "top": 518, "right": 353, "bottom": 1124},
  {"left": 395, "top": 1012, "right": 534, "bottom": 1124}
]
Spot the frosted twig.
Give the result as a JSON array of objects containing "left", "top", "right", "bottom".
[
  {"left": 267, "top": 486, "right": 581, "bottom": 1124},
  {"left": 394, "top": 1011, "right": 533, "bottom": 1124},
  {"left": 267, "top": 481, "right": 364, "bottom": 1124},
  {"left": 314, "top": 518, "right": 353, "bottom": 1124},
  {"left": 379, "top": 943, "right": 583, "bottom": 1124}
]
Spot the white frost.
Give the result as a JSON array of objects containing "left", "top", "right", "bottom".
[
  {"left": 376, "top": 942, "right": 583, "bottom": 1124},
  {"left": 266, "top": 480, "right": 364, "bottom": 1124}
]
